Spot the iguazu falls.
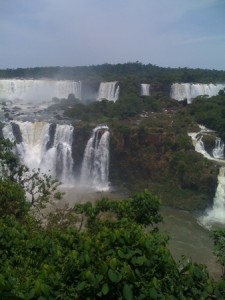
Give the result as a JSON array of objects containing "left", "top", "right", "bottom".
[{"left": 1, "top": 63, "right": 225, "bottom": 298}]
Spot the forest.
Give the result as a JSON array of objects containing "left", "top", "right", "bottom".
[
  {"left": 1, "top": 63, "right": 225, "bottom": 298},
  {"left": 1, "top": 62, "right": 225, "bottom": 84},
  {"left": 0, "top": 139, "right": 225, "bottom": 299}
]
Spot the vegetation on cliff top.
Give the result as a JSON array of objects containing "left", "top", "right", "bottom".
[{"left": 1, "top": 62, "right": 225, "bottom": 83}]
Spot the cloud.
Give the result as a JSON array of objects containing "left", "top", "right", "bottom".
[{"left": 0, "top": 0, "right": 224, "bottom": 69}]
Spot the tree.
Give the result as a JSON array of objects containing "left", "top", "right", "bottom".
[{"left": 0, "top": 138, "right": 61, "bottom": 222}]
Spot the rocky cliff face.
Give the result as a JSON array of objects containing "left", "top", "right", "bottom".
[{"left": 109, "top": 119, "right": 217, "bottom": 210}]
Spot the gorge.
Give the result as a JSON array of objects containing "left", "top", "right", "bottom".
[{"left": 1, "top": 64, "right": 225, "bottom": 295}]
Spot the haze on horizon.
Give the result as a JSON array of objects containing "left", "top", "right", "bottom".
[{"left": 1, "top": 0, "right": 225, "bottom": 71}]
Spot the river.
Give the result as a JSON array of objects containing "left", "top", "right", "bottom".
[{"left": 55, "top": 186, "right": 222, "bottom": 279}]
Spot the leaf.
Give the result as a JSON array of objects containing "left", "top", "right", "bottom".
[
  {"left": 109, "top": 257, "right": 118, "bottom": 270},
  {"left": 149, "top": 288, "right": 158, "bottom": 299},
  {"left": 102, "top": 283, "right": 109, "bottom": 295},
  {"left": 135, "top": 256, "right": 145, "bottom": 266},
  {"left": 108, "top": 269, "right": 122, "bottom": 283},
  {"left": 123, "top": 284, "right": 133, "bottom": 300},
  {"left": 76, "top": 281, "right": 86, "bottom": 291}
]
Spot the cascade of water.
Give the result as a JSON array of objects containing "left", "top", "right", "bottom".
[
  {"left": 2, "top": 121, "right": 74, "bottom": 184},
  {"left": 80, "top": 125, "right": 110, "bottom": 190},
  {"left": 0, "top": 79, "right": 82, "bottom": 102},
  {"left": 171, "top": 83, "right": 225, "bottom": 104},
  {"left": 43, "top": 124, "right": 74, "bottom": 183},
  {"left": 188, "top": 132, "right": 212, "bottom": 160},
  {"left": 97, "top": 82, "right": 119, "bottom": 102},
  {"left": 141, "top": 84, "right": 150, "bottom": 96},
  {"left": 199, "top": 167, "right": 225, "bottom": 228},
  {"left": 188, "top": 126, "right": 225, "bottom": 227},
  {"left": 212, "top": 137, "right": 224, "bottom": 159}
]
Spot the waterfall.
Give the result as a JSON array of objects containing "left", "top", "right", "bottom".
[
  {"left": 199, "top": 167, "right": 225, "bottom": 228},
  {"left": 188, "top": 126, "right": 224, "bottom": 162},
  {"left": 212, "top": 137, "right": 224, "bottom": 159},
  {"left": 2, "top": 121, "right": 74, "bottom": 184},
  {"left": 80, "top": 125, "right": 110, "bottom": 191},
  {"left": 0, "top": 79, "right": 82, "bottom": 103},
  {"left": 97, "top": 82, "right": 119, "bottom": 102},
  {"left": 141, "top": 84, "right": 150, "bottom": 96},
  {"left": 188, "top": 131, "right": 212, "bottom": 160},
  {"left": 170, "top": 83, "right": 225, "bottom": 104},
  {"left": 188, "top": 126, "right": 225, "bottom": 227}
]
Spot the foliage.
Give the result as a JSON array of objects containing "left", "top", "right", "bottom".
[
  {"left": 1, "top": 195, "right": 225, "bottom": 299},
  {"left": 0, "top": 138, "right": 61, "bottom": 222},
  {"left": 213, "top": 229, "right": 225, "bottom": 278},
  {"left": 189, "top": 94, "right": 225, "bottom": 141},
  {"left": 1, "top": 62, "right": 225, "bottom": 84},
  {"left": 0, "top": 178, "right": 28, "bottom": 220},
  {"left": 0, "top": 136, "right": 224, "bottom": 298},
  {"left": 109, "top": 113, "right": 217, "bottom": 210},
  {"left": 74, "top": 189, "right": 162, "bottom": 231}
]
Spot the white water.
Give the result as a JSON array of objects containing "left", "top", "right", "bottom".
[
  {"left": 3, "top": 121, "right": 74, "bottom": 185},
  {"left": 171, "top": 83, "right": 225, "bottom": 104},
  {"left": 80, "top": 125, "right": 110, "bottom": 191},
  {"left": 188, "top": 126, "right": 225, "bottom": 227},
  {"left": 188, "top": 125, "right": 224, "bottom": 162},
  {"left": 2, "top": 122, "right": 110, "bottom": 189},
  {"left": 97, "top": 82, "right": 119, "bottom": 102},
  {"left": 141, "top": 84, "right": 150, "bottom": 96},
  {"left": 0, "top": 79, "right": 82, "bottom": 103},
  {"left": 213, "top": 137, "right": 224, "bottom": 159},
  {"left": 199, "top": 167, "right": 225, "bottom": 229}
]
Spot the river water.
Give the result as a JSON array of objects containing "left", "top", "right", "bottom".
[{"left": 56, "top": 186, "right": 222, "bottom": 279}]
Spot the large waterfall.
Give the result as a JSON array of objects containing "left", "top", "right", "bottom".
[
  {"left": 2, "top": 121, "right": 110, "bottom": 189},
  {"left": 170, "top": 83, "right": 225, "bottom": 104},
  {"left": 97, "top": 82, "right": 119, "bottom": 102},
  {"left": 0, "top": 79, "right": 82, "bottom": 102},
  {"left": 140, "top": 84, "right": 150, "bottom": 96},
  {"left": 3, "top": 121, "right": 74, "bottom": 184},
  {"left": 80, "top": 125, "right": 110, "bottom": 191}
]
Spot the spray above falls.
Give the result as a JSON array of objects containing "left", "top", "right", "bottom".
[{"left": 0, "top": 79, "right": 82, "bottom": 103}]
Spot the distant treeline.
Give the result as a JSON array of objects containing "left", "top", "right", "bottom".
[{"left": 1, "top": 62, "right": 225, "bottom": 84}]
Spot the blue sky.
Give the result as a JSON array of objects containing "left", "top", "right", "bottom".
[{"left": 1, "top": 0, "right": 225, "bottom": 70}]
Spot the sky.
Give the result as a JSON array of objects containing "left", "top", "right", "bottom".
[{"left": 0, "top": 0, "right": 225, "bottom": 70}]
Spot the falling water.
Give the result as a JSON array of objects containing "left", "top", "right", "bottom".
[
  {"left": 2, "top": 121, "right": 74, "bottom": 184},
  {"left": 97, "top": 82, "right": 119, "bottom": 102},
  {"left": 199, "top": 167, "right": 225, "bottom": 228},
  {"left": 0, "top": 79, "right": 82, "bottom": 102},
  {"left": 171, "top": 83, "right": 225, "bottom": 104},
  {"left": 188, "top": 126, "right": 225, "bottom": 227},
  {"left": 188, "top": 132, "right": 212, "bottom": 160},
  {"left": 141, "top": 84, "right": 150, "bottom": 96},
  {"left": 212, "top": 137, "right": 224, "bottom": 159},
  {"left": 80, "top": 125, "right": 110, "bottom": 191}
]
